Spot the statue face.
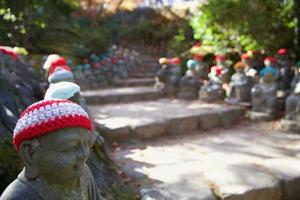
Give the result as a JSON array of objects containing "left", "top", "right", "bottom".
[{"left": 33, "top": 128, "right": 90, "bottom": 185}]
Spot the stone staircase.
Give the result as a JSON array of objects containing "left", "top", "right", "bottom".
[{"left": 84, "top": 53, "right": 300, "bottom": 200}]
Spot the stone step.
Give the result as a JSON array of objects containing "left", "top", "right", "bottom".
[
  {"left": 113, "top": 78, "right": 155, "bottom": 87},
  {"left": 112, "top": 122, "right": 300, "bottom": 200},
  {"left": 89, "top": 99, "right": 245, "bottom": 141},
  {"left": 128, "top": 72, "right": 157, "bottom": 78},
  {"left": 81, "top": 86, "right": 163, "bottom": 105}
]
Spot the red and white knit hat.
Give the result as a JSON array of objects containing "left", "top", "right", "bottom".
[{"left": 13, "top": 99, "right": 93, "bottom": 151}]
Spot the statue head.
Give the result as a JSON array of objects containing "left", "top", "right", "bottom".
[
  {"left": 262, "top": 72, "right": 275, "bottom": 84},
  {"left": 234, "top": 61, "right": 246, "bottom": 73},
  {"left": 44, "top": 81, "right": 88, "bottom": 112},
  {"left": 241, "top": 53, "right": 252, "bottom": 66},
  {"left": 215, "top": 55, "right": 226, "bottom": 66},
  {"left": 264, "top": 57, "right": 277, "bottom": 68},
  {"left": 13, "top": 99, "right": 93, "bottom": 185}
]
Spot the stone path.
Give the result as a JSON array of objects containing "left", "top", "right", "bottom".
[
  {"left": 81, "top": 86, "right": 163, "bottom": 105},
  {"left": 89, "top": 99, "right": 244, "bottom": 141},
  {"left": 111, "top": 122, "right": 300, "bottom": 200}
]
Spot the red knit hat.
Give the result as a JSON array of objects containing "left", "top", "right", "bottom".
[
  {"left": 193, "top": 54, "right": 204, "bottom": 61},
  {"left": 215, "top": 55, "right": 226, "bottom": 61},
  {"left": 13, "top": 99, "right": 93, "bottom": 151},
  {"left": 170, "top": 57, "right": 181, "bottom": 65},
  {"left": 48, "top": 58, "right": 70, "bottom": 76},
  {"left": 277, "top": 48, "right": 288, "bottom": 55},
  {"left": 264, "top": 56, "right": 277, "bottom": 64},
  {"left": 241, "top": 53, "right": 250, "bottom": 60},
  {"left": 0, "top": 46, "right": 18, "bottom": 60}
]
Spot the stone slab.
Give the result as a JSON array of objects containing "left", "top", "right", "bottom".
[
  {"left": 89, "top": 99, "right": 245, "bottom": 141},
  {"left": 113, "top": 78, "right": 155, "bottom": 87},
  {"left": 81, "top": 86, "right": 163, "bottom": 105},
  {"left": 112, "top": 122, "right": 300, "bottom": 200}
]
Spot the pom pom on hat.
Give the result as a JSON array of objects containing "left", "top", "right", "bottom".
[
  {"left": 43, "top": 54, "right": 60, "bottom": 71},
  {"left": 44, "top": 82, "right": 80, "bottom": 100},
  {"left": 13, "top": 99, "right": 93, "bottom": 151},
  {"left": 277, "top": 48, "right": 288, "bottom": 55},
  {"left": 187, "top": 59, "right": 198, "bottom": 70}
]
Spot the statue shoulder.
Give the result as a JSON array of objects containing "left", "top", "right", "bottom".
[{"left": 0, "top": 178, "right": 40, "bottom": 200}]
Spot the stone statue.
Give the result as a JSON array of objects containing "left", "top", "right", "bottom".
[
  {"left": 177, "top": 60, "right": 202, "bottom": 100},
  {"left": 277, "top": 48, "right": 294, "bottom": 91},
  {"left": 199, "top": 66, "right": 225, "bottom": 102},
  {"left": 260, "top": 57, "right": 281, "bottom": 91},
  {"left": 191, "top": 54, "right": 208, "bottom": 80},
  {"left": 291, "top": 61, "right": 300, "bottom": 90},
  {"left": 251, "top": 66, "right": 278, "bottom": 119},
  {"left": 154, "top": 57, "right": 181, "bottom": 97},
  {"left": 225, "top": 62, "right": 251, "bottom": 105},
  {"left": 44, "top": 82, "right": 120, "bottom": 199},
  {"left": 0, "top": 100, "right": 102, "bottom": 200},
  {"left": 282, "top": 82, "right": 300, "bottom": 131},
  {"left": 241, "top": 53, "right": 258, "bottom": 84},
  {"left": 214, "top": 55, "right": 230, "bottom": 83}
]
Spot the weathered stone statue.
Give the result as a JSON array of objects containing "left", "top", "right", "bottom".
[
  {"left": 214, "top": 55, "right": 230, "bottom": 83},
  {"left": 241, "top": 53, "right": 257, "bottom": 84},
  {"left": 282, "top": 82, "right": 300, "bottom": 131},
  {"left": 44, "top": 82, "right": 121, "bottom": 199},
  {"left": 251, "top": 66, "right": 278, "bottom": 119},
  {"left": 260, "top": 57, "right": 281, "bottom": 91},
  {"left": 291, "top": 61, "right": 300, "bottom": 90},
  {"left": 191, "top": 54, "right": 208, "bottom": 80},
  {"left": 199, "top": 66, "right": 225, "bottom": 102},
  {"left": 277, "top": 48, "right": 294, "bottom": 91},
  {"left": 155, "top": 57, "right": 181, "bottom": 97},
  {"left": 225, "top": 62, "right": 251, "bottom": 105},
  {"left": 0, "top": 99, "right": 102, "bottom": 200},
  {"left": 177, "top": 60, "right": 202, "bottom": 100},
  {"left": 43, "top": 56, "right": 75, "bottom": 84}
]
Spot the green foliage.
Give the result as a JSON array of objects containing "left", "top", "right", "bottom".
[
  {"left": 191, "top": 0, "right": 295, "bottom": 53},
  {"left": 0, "top": 140, "right": 23, "bottom": 193}
]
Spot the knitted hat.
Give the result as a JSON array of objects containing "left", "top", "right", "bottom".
[
  {"left": 192, "top": 54, "right": 203, "bottom": 61},
  {"left": 241, "top": 53, "right": 250, "bottom": 60},
  {"left": 187, "top": 59, "right": 198, "bottom": 70},
  {"left": 0, "top": 46, "right": 18, "bottom": 60},
  {"left": 48, "top": 67, "right": 74, "bottom": 83},
  {"left": 259, "top": 66, "right": 277, "bottom": 77},
  {"left": 43, "top": 54, "right": 60, "bottom": 71},
  {"left": 277, "top": 48, "right": 288, "bottom": 55},
  {"left": 215, "top": 55, "right": 226, "bottom": 61},
  {"left": 44, "top": 82, "right": 80, "bottom": 100},
  {"left": 170, "top": 57, "right": 181, "bottom": 65},
  {"left": 13, "top": 99, "right": 93, "bottom": 151},
  {"left": 264, "top": 56, "right": 277, "bottom": 64},
  {"left": 234, "top": 61, "right": 246, "bottom": 70}
]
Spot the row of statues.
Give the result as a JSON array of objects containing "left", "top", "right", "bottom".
[
  {"left": 155, "top": 48, "right": 300, "bottom": 128},
  {"left": 1, "top": 51, "right": 126, "bottom": 199}
]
